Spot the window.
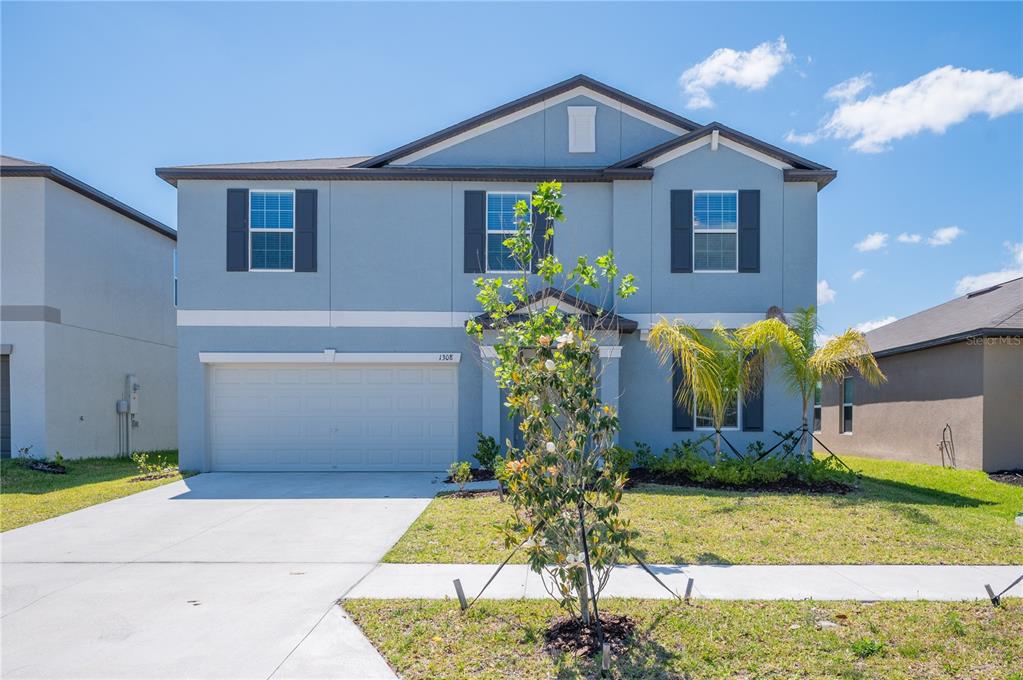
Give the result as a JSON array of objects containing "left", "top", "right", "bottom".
[
  {"left": 812, "top": 380, "right": 822, "bottom": 432},
  {"left": 486, "top": 192, "right": 530, "bottom": 273},
  {"left": 693, "top": 191, "right": 738, "bottom": 272},
  {"left": 696, "top": 389, "right": 740, "bottom": 430},
  {"left": 250, "top": 191, "right": 294, "bottom": 271},
  {"left": 568, "top": 106, "right": 596, "bottom": 153},
  {"left": 841, "top": 377, "right": 854, "bottom": 434},
  {"left": 172, "top": 249, "right": 178, "bottom": 307}
]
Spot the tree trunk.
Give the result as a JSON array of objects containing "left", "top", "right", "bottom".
[
  {"left": 578, "top": 586, "right": 590, "bottom": 624},
  {"left": 800, "top": 394, "right": 810, "bottom": 460}
]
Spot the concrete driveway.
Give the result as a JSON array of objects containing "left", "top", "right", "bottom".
[{"left": 1, "top": 472, "right": 450, "bottom": 679}]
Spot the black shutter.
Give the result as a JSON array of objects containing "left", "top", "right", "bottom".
[
  {"left": 670, "top": 190, "right": 693, "bottom": 273},
  {"left": 226, "top": 189, "right": 249, "bottom": 272},
  {"left": 742, "top": 353, "right": 765, "bottom": 431},
  {"left": 671, "top": 362, "right": 694, "bottom": 431},
  {"left": 295, "top": 189, "right": 317, "bottom": 272},
  {"left": 738, "top": 189, "right": 760, "bottom": 273},
  {"left": 530, "top": 205, "right": 552, "bottom": 273},
  {"left": 464, "top": 191, "right": 486, "bottom": 273}
]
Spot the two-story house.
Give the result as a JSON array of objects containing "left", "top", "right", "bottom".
[
  {"left": 158, "top": 75, "right": 836, "bottom": 472},
  {"left": 1, "top": 155, "right": 178, "bottom": 459}
]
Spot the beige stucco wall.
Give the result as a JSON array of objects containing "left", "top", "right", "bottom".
[
  {"left": 982, "top": 338, "right": 1023, "bottom": 471},
  {"left": 816, "top": 341, "right": 986, "bottom": 470}
]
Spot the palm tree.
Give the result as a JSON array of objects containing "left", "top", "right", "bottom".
[
  {"left": 738, "top": 306, "right": 885, "bottom": 457},
  {"left": 647, "top": 321, "right": 768, "bottom": 459}
]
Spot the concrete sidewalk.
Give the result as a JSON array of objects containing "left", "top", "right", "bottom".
[{"left": 346, "top": 563, "right": 1023, "bottom": 601}]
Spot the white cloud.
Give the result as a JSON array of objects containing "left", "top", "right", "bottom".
[
  {"left": 954, "top": 241, "right": 1023, "bottom": 295},
  {"left": 854, "top": 316, "right": 897, "bottom": 333},
  {"left": 784, "top": 130, "right": 820, "bottom": 145},
  {"left": 815, "top": 332, "right": 835, "bottom": 347},
  {"left": 897, "top": 233, "right": 922, "bottom": 244},
  {"left": 927, "top": 226, "right": 964, "bottom": 246},
  {"left": 825, "top": 73, "right": 873, "bottom": 102},
  {"left": 817, "top": 279, "right": 837, "bottom": 305},
  {"left": 855, "top": 232, "right": 889, "bottom": 252},
  {"left": 787, "top": 65, "right": 1023, "bottom": 152},
  {"left": 851, "top": 269, "right": 866, "bottom": 281},
  {"left": 679, "top": 36, "right": 793, "bottom": 109}
]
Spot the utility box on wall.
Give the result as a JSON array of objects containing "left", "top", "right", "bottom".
[{"left": 126, "top": 374, "right": 139, "bottom": 415}]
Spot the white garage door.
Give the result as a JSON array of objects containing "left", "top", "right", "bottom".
[{"left": 208, "top": 363, "right": 458, "bottom": 471}]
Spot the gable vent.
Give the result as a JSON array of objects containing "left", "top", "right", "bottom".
[{"left": 568, "top": 106, "right": 596, "bottom": 153}]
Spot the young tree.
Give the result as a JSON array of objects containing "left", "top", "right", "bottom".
[
  {"left": 646, "top": 321, "right": 769, "bottom": 459},
  {"left": 466, "top": 182, "right": 637, "bottom": 631},
  {"left": 738, "top": 306, "right": 885, "bottom": 457}
]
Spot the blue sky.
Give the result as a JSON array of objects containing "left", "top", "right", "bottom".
[{"left": 3, "top": 2, "right": 1021, "bottom": 336}]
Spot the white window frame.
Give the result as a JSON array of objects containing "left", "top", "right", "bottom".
[
  {"left": 695, "top": 389, "right": 742, "bottom": 431},
  {"left": 485, "top": 191, "right": 531, "bottom": 274},
  {"left": 692, "top": 189, "right": 739, "bottom": 274},
  {"left": 812, "top": 380, "right": 822, "bottom": 433},
  {"left": 249, "top": 189, "right": 296, "bottom": 273},
  {"left": 841, "top": 377, "right": 854, "bottom": 435}
]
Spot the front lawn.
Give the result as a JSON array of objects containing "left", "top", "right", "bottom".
[
  {"left": 345, "top": 598, "right": 1023, "bottom": 679},
  {"left": 384, "top": 455, "right": 1023, "bottom": 564},
  {"left": 0, "top": 452, "right": 190, "bottom": 531}
]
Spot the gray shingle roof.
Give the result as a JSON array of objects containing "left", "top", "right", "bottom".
[
  {"left": 169, "top": 156, "right": 373, "bottom": 170},
  {"left": 1, "top": 156, "right": 175, "bottom": 240},
  {"left": 866, "top": 277, "right": 1023, "bottom": 356}
]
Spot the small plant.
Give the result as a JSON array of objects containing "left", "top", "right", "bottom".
[
  {"left": 745, "top": 440, "right": 766, "bottom": 458},
  {"left": 945, "top": 611, "right": 968, "bottom": 637},
  {"left": 54, "top": 451, "right": 64, "bottom": 467},
  {"left": 448, "top": 461, "right": 473, "bottom": 492},
  {"left": 632, "top": 441, "right": 656, "bottom": 469},
  {"left": 131, "top": 451, "right": 175, "bottom": 479},
  {"left": 851, "top": 637, "right": 885, "bottom": 658},
  {"left": 605, "top": 446, "right": 634, "bottom": 476},
  {"left": 473, "top": 433, "right": 500, "bottom": 472}
]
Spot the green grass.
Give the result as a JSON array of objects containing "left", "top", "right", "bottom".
[
  {"left": 345, "top": 598, "right": 1023, "bottom": 679},
  {"left": 383, "top": 455, "right": 1023, "bottom": 564},
  {"left": 1, "top": 451, "right": 191, "bottom": 531}
]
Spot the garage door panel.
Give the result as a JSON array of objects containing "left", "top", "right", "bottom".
[{"left": 209, "top": 363, "right": 458, "bottom": 471}]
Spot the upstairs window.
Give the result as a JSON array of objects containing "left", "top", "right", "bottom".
[
  {"left": 250, "top": 190, "right": 294, "bottom": 271},
  {"left": 841, "top": 377, "right": 854, "bottom": 434},
  {"left": 486, "top": 192, "right": 530, "bottom": 273},
  {"left": 693, "top": 191, "right": 738, "bottom": 272}
]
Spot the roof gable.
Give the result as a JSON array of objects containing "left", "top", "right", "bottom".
[
  {"left": 356, "top": 75, "right": 700, "bottom": 168},
  {"left": 472, "top": 287, "right": 638, "bottom": 333}
]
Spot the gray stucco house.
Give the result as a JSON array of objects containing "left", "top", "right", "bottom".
[
  {"left": 157, "top": 75, "right": 836, "bottom": 473},
  {"left": 816, "top": 277, "right": 1022, "bottom": 472},
  {"left": 1, "top": 156, "right": 178, "bottom": 459}
]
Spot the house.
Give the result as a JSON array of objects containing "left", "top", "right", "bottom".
[
  {"left": 157, "top": 75, "right": 836, "bottom": 472},
  {"left": 0, "top": 156, "right": 178, "bottom": 459},
  {"left": 815, "top": 277, "right": 1022, "bottom": 472}
]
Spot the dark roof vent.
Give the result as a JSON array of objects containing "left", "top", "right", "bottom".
[{"left": 966, "top": 284, "right": 1002, "bottom": 298}]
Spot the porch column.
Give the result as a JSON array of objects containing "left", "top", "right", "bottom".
[
  {"left": 598, "top": 346, "right": 622, "bottom": 443},
  {"left": 480, "top": 346, "right": 501, "bottom": 445}
]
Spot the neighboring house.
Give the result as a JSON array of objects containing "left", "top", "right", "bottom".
[
  {"left": 157, "top": 75, "right": 836, "bottom": 472},
  {"left": 0, "top": 156, "right": 178, "bottom": 459},
  {"left": 815, "top": 277, "right": 1022, "bottom": 472}
]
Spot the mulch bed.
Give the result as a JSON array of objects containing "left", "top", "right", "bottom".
[
  {"left": 438, "top": 488, "right": 501, "bottom": 500},
  {"left": 624, "top": 467, "right": 855, "bottom": 494},
  {"left": 442, "top": 467, "right": 495, "bottom": 483},
  {"left": 544, "top": 612, "right": 635, "bottom": 658},
  {"left": 131, "top": 471, "right": 179, "bottom": 482},
  {"left": 24, "top": 461, "right": 67, "bottom": 474},
  {"left": 988, "top": 470, "right": 1023, "bottom": 487}
]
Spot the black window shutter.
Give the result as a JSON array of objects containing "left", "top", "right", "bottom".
[
  {"left": 742, "top": 353, "right": 765, "bottom": 431},
  {"left": 295, "top": 189, "right": 317, "bottom": 272},
  {"left": 670, "top": 190, "right": 693, "bottom": 273},
  {"left": 464, "top": 191, "right": 486, "bottom": 273},
  {"left": 226, "top": 189, "right": 249, "bottom": 272},
  {"left": 738, "top": 190, "right": 761, "bottom": 273},
  {"left": 530, "top": 205, "right": 553, "bottom": 273},
  {"left": 671, "top": 362, "right": 694, "bottom": 431}
]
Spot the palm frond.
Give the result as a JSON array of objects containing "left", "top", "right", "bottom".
[
  {"left": 810, "top": 329, "right": 886, "bottom": 385},
  {"left": 647, "top": 319, "right": 720, "bottom": 415}
]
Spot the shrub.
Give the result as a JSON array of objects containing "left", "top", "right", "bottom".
[
  {"left": 473, "top": 433, "right": 500, "bottom": 472},
  {"left": 448, "top": 461, "right": 472, "bottom": 492},
  {"left": 131, "top": 451, "right": 175, "bottom": 479},
  {"left": 605, "top": 446, "right": 634, "bottom": 476},
  {"left": 632, "top": 441, "right": 656, "bottom": 469}
]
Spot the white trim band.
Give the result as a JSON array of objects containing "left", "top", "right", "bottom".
[{"left": 198, "top": 351, "right": 461, "bottom": 364}]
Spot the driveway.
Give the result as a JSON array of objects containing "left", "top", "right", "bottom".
[{"left": 1, "top": 472, "right": 451, "bottom": 679}]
